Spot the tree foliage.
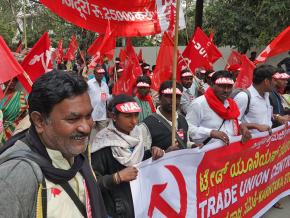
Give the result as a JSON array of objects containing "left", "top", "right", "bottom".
[{"left": 204, "top": 0, "right": 290, "bottom": 53}]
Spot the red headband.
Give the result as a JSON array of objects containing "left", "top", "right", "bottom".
[{"left": 115, "top": 102, "right": 142, "bottom": 113}]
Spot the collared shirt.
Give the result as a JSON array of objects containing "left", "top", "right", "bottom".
[
  {"left": 88, "top": 78, "right": 110, "bottom": 121},
  {"left": 234, "top": 85, "right": 272, "bottom": 133},
  {"left": 180, "top": 87, "right": 195, "bottom": 115},
  {"left": 46, "top": 148, "right": 86, "bottom": 218},
  {"left": 186, "top": 95, "right": 237, "bottom": 144}
]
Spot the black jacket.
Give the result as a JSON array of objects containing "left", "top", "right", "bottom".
[{"left": 91, "top": 147, "right": 135, "bottom": 218}]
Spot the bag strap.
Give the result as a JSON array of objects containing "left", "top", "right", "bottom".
[
  {"left": 151, "top": 113, "right": 187, "bottom": 149},
  {"left": 59, "top": 182, "right": 87, "bottom": 217},
  {"left": 202, "top": 119, "right": 225, "bottom": 145},
  {"left": 0, "top": 149, "right": 87, "bottom": 218}
]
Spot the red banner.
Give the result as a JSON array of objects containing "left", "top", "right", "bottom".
[
  {"left": 197, "top": 126, "right": 290, "bottom": 217},
  {"left": 40, "top": 0, "right": 185, "bottom": 37},
  {"left": 0, "top": 36, "right": 24, "bottom": 84},
  {"left": 18, "top": 32, "right": 52, "bottom": 93}
]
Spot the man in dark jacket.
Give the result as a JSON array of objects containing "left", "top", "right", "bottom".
[{"left": 140, "top": 80, "right": 189, "bottom": 154}]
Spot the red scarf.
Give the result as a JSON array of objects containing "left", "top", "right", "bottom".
[
  {"left": 135, "top": 93, "right": 156, "bottom": 112},
  {"left": 204, "top": 87, "right": 240, "bottom": 120}
]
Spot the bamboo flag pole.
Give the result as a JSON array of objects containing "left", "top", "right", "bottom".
[
  {"left": 23, "top": 0, "right": 27, "bottom": 49},
  {"left": 171, "top": 0, "right": 181, "bottom": 147}
]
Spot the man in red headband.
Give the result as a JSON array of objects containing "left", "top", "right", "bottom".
[
  {"left": 186, "top": 70, "right": 251, "bottom": 145},
  {"left": 88, "top": 64, "right": 111, "bottom": 142}
]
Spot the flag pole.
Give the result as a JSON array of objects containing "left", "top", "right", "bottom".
[
  {"left": 23, "top": 0, "right": 27, "bottom": 49},
  {"left": 171, "top": 0, "right": 180, "bottom": 147}
]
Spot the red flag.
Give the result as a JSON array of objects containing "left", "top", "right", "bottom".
[
  {"left": 64, "top": 35, "right": 78, "bottom": 61},
  {"left": 18, "top": 32, "right": 52, "bottom": 93},
  {"left": 137, "top": 49, "right": 143, "bottom": 62},
  {"left": 255, "top": 26, "right": 290, "bottom": 64},
  {"left": 234, "top": 55, "right": 255, "bottom": 89},
  {"left": 15, "top": 40, "right": 23, "bottom": 53},
  {"left": 113, "top": 39, "right": 142, "bottom": 95},
  {"left": 119, "top": 48, "right": 127, "bottom": 63},
  {"left": 0, "top": 36, "right": 24, "bottom": 83},
  {"left": 87, "top": 35, "right": 103, "bottom": 57},
  {"left": 57, "top": 40, "right": 64, "bottom": 63},
  {"left": 40, "top": 0, "right": 186, "bottom": 37},
  {"left": 225, "top": 50, "right": 242, "bottom": 70},
  {"left": 89, "top": 22, "right": 116, "bottom": 67},
  {"left": 178, "top": 27, "right": 222, "bottom": 74},
  {"left": 151, "top": 32, "right": 175, "bottom": 91}
]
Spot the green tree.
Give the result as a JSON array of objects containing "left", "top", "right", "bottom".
[{"left": 204, "top": 0, "right": 290, "bottom": 53}]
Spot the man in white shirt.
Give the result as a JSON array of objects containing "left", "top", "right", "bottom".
[
  {"left": 88, "top": 65, "right": 111, "bottom": 141},
  {"left": 180, "top": 69, "right": 195, "bottom": 115},
  {"left": 186, "top": 70, "right": 251, "bottom": 145},
  {"left": 234, "top": 65, "right": 276, "bottom": 134}
]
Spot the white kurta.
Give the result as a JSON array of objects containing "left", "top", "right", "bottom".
[
  {"left": 46, "top": 148, "right": 86, "bottom": 218},
  {"left": 87, "top": 78, "right": 110, "bottom": 121},
  {"left": 186, "top": 95, "right": 237, "bottom": 144}
]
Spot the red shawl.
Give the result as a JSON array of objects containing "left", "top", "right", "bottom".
[
  {"left": 135, "top": 93, "right": 156, "bottom": 113},
  {"left": 204, "top": 87, "right": 240, "bottom": 120}
]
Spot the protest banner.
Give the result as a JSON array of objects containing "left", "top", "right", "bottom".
[
  {"left": 131, "top": 125, "right": 290, "bottom": 217},
  {"left": 40, "top": 0, "right": 186, "bottom": 37}
]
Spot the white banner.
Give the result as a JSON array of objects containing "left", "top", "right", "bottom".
[{"left": 131, "top": 126, "right": 290, "bottom": 217}]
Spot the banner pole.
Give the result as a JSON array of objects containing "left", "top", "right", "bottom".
[{"left": 171, "top": 0, "right": 180, "bottom": 147}]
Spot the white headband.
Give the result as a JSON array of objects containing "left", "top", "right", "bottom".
[
  {"left": 214, "top": 77, "right": 234, "bottom": 85},
  {"left": 273, "top": 72, "right": 290, "bottom": 80},
  {"left": 181, "top": 72, "right": 193, "bottom": 77},
  {"left": 136, "top": 82, "right": 150, "bottom": 87},
  {"left": 161, "top": 88, "right": 182, "bottom": 95},
  {"left": 96, "top": 68, "right": 105, "bottom": 73}
]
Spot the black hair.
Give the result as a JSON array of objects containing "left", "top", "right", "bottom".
[
  {"left": 57, "top": 63, "right": 67, "bottom": 70},
  {"left": 158, "top": 80, "right": 183, "bottom": 96},
  {"left": 136, "top": 75, "right": 151, "bottom": 85},
  {"left": 253, "top": 65, "right": 276, "bottom": 85},
  {"left": 109, "top": 94, "right": 137, "bottom": 115},
  {"left": 180, "top": 68, "right": 191, "bottom": 75},
  {"left": 141, "top": 63, "right": 150, "bottom": 68},
  {"left": 211, "top": 70, "right": 233, "bottom": 84},
  {"left": 28, "top": 70, "right": 88, "bottom": 120}
]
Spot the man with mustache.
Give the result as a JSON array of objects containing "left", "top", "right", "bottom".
[
  {"left": 186, "top": 70, "right": 251, "bottom": 146},
  {"left": 0, "top": 70, "right": 107, "bottom": 218},
  {"left": 140, "top": 80, "right": 189, "bottom": 155}
]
